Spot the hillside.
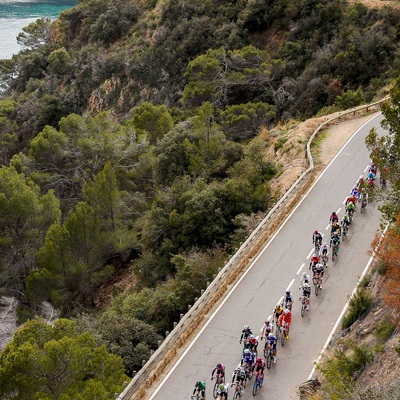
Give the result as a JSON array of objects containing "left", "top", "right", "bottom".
[{"left": 0, "top": 0, "right": 400, "bottom": 399}]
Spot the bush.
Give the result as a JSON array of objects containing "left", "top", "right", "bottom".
[
  {"left": 342, "top": 289, "right": 374, "bottom": 329},
  {"left": 374, "top": 316, "right": 396, "bottom": 343}
]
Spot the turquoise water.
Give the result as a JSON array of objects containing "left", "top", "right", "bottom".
[{"left": 0, "top": 1, "right": 77, "bottom": 59}]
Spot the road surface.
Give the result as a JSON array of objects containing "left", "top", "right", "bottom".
[{"left": 149, "top": 113, "right": 387, "bottom": 400}]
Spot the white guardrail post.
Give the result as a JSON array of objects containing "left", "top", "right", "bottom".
[{"left": 116, "top": 97, "right": 389, "bottom": 400}]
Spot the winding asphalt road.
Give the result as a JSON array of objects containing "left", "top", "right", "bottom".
[{"left": 148, "top": 113, "right": 387, "bottom": 400}]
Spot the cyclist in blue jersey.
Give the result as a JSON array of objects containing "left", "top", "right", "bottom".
[{"left": 267, "top": 332, "right": 278, "bottom": 363}]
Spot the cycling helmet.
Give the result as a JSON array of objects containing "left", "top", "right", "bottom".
[
  {"left": 244, "top": 349, "right": 250, "bottom": 354},
  {"left": 285, "top": 308, "right": 290, "bottom": 314},
  {"left": 304, "top": 282, "right": 310, "bottom": 288},
  {"left": 304, "top": 278, "right": 309, "bottom": 284},
  {"left": 249, "top": 334, "right": 254, "bottom": 339},
  {"left": 323, "top": 242, "right": 327, "bottom": 246},
  {"left": 314, "top": 230, "right": 318, "bottom": 234},
  {"left": 332, "top": 211, "right": 336, "bottom": 215},
  {"left": 219, "top": 384, "right": 225, "bottom": 391},
  {"left": 285, "top": 291, "right": 290, "bottom": 295},
  {"left": 268, "top": 332, "right": 274, "bottom": 337},
  {"left": 195, "top": 381, "right": 200, "bottom": 386},
  {"left": 265, "top": 320, "right": 270, "bottom": 324},
  {"left": 256, "top": 357, "right": 261, "bottom": 362},
  {"left": 217, "top": 363, "right": 221, "bottom": 368},
  {"left": 243, "top": 325, "right": 249, "bottom": 330},
  {"left": 371, "top": 163, "right": 375, "bottom": 167}
]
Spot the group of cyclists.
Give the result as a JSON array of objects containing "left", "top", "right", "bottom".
[
  {"left": 192, "top": 164, "right": 376, "bottom": 399},
  {"left": 193, "top": 307, "right": 291, "bottom": 399}
]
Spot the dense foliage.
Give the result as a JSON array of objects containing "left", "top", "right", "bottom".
[
  {"left": 1, "top": 0, "right": 400, "bottom": 384},
  {"left": 0, "top": 318, "right": 127, "bottom": 399}
]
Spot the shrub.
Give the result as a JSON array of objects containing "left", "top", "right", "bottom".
[
  {"left": 374, "top": 315, "right": 396, "bottom": 343},
  {"left": 342, "top": 289, "right": 374, "bottom": 329}
]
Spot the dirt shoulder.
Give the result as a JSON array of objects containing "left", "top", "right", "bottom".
[{"left": 268, "top": 110, "right": 381, "bottom": 197}]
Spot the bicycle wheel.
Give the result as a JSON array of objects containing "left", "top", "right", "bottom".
[
  {"left": 332, "top": 248, "right": 335, "bottom": 261},
  {"left": 315, "top": 282, "right": 319, "bottom": 296},
  {"left": 252, "top": 379, "right": 258, "bottom": 396},
  {"left": 263, "top": 343, "right": 268, "bottom": 358},
  {"left": 301, "top": 303, "right": 305, "bottom": 317},
  {"left": 266, "top": 352, "right": 272, "bottom": 369},
  {"left": 281, "top": 329, "right": 286, "bottom": 347},
  {"left": 213, "top": 381, "right": 218, "bottom": 398}
]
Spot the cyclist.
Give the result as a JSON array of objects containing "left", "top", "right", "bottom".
[
  {"left": 330, "top": 211, "right": 339, "bottom": 224},
  {"left": 345, "top": 194, "right": 356, "bottom": 207},
  {"left": 346, "top": 200, "right": 355, "bottom": 217},
  {"left": 321, "top": 242, "right": 329, "bottom": 261},
  {"left": 330, "top": 233, "right": 340, "bottom": 248},
  {"left": 309, "top": 253, "right": 320, "bottom": 270},
  {"left": 241, "top": 348, "right": 255, "bottom": 369},
  {"left": 312, "top": 230, "right": 323, "bottom": 246},
  {"left": 341, "top": 212, "right": 351, "bottom": 229},
  {"left": 300, "top": 280, "right": 312, "bottom": 296},
  {"left": 211, "top": 363, "right": 225, "bottom": 381},
  {"left": 260, "top": 319, "right": 274, "bottom": 339},
  {"left": 312, "top": 263, "right": 324, "bottom": 289},
  {"left": 282, "top": 290, "right": 294, "bottom": 310},
  {"left": 369, "top": 163, "right": 377, "bottom": 175},
  {"left": 217, "top": 383, "right": 229, "bottom": 399},
  {"left": 266, "top": 332, "right": 278, "bottom": 362},
  {"left": 245, "top": 335, "right": 258, "bottom": 354},
  {"left": 252, "top": 357, "right": 266, "bottom": 380},
  {"left": 239, "top": 325, "right": 253, "bottom": 344},
  {"left": 193, "top": 381, "right": 206, "bottom": 398},
  {"left": 351, "top": 186, "right": 361, "bottom": 201},
  {"left": 231, "top": 363, "right": 246, "bottom": 386},
  {"left": 300, "top": 271, "right": 310, "bottom": 286},
  {"left": 299, "top": 282, "right": 311, "bottom": 310},
  {"left": 272, "top": 304, "right": 284, "bottom": 326},
  {"left": 279, "top": 309, "right": 292, "bottom": 338},
  {"left": 331, "top": 221, "right": 341, "bottom": 237},
  {"left": 367, "top": 170, "right": 376, "bottom": 181}
]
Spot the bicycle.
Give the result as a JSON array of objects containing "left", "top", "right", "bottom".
[
  {"left": 243, "top": 363, "right": 252, "bottom": 380},
  {"left": 331, "top": 243, "right": 339, "bottom": 261},
  {"left": 212, "top": 373, "right": 225, "bottom": 398},
  {"left": 280, "top": 324, "right": 289, "bottom": 347},
  {"left": 314, "top": 241, "right": 321, "bottom": 255},
  {"left": 231, "top": 382, "right": 244, "bottom": 399},
  {"left": 191, "top": 394, "right": 206, "bottom": 400},
  {"left": 342, "top": 223, "right": 348, "bottom": 240},
  {"left": 299, "top": 295, "right": 310, "bottom": 316},
  {"left": 321, "top": 253, "right": 328, "bottom": 267},
  {"left": 273, "top": 319, "right": 281, "bottom": 338},
  {"left": 312, "top": 273, "right": 322, "bottom": 296},
  {"left": 264, "top": 344, "right": 275, "bottom": 369},
  {"left": 252, "top": 371, "right": 263, "bottom": 396}
]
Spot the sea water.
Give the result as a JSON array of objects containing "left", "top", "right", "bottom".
[{"left": 0, "top": 0, "right": 77, "bottom": 59}]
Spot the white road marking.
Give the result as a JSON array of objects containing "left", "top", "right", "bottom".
[
  {"left": 286, "top": 279, "right": 295, "bottom": 291},
  {"left": 296, "top": 263, "right": 305, "bottom": 275},
  {"left": 306, "top": 248, "right": 314, "bottom": 259}
]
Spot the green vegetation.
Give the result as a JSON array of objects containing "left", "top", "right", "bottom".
[
  {"left": 342, "top": 289, "right": 374, "bottom": 329},
  {"left": 319, "top": 340, "right": 374, "bottom": 400},
  {"left": 1, "top": 0, "right": 400, "bottom": 390},
  {"left": 0, "top": 318, "right": 127, "bottom": 400},
  {"left": 374, "top": 316, "right": 396, "bottom": 343}
]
